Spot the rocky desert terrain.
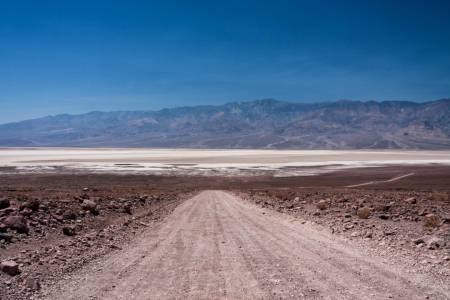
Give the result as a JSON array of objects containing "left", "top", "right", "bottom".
[{"left": 0, "top": 165, "right": 449, "bottom": 299}]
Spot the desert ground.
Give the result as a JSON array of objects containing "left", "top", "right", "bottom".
[{"left": 1, "top": 148, "right": 450, "bottom": 299}]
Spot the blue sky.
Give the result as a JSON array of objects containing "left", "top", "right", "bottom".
[{"left": 1, "top": 0, "right": 449, "bottom": 124}]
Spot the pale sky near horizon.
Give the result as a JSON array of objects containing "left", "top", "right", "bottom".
[{"left": 1, "top": 0, "right": 449, "bottom": 124}]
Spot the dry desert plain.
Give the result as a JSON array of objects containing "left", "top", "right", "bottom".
[{"left": 1, "top": 148, "right": 450, "bottom": 299}]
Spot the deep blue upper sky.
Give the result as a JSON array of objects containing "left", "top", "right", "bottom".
[{"left": 1, "top": 0, "right": 449, "bottom": 124}]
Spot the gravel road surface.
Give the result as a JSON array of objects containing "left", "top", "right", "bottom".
[{"left": 44, "top": 191, "right": 450, "bottom": 299}]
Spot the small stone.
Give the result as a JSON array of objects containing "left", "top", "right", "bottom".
[
  {"left": 1, "top": 261, "right": 19, "bottom": 276},
  {"left": 24, "top": 277, "right": 40, "bottom": 290},
  {"left": 123, "top": 203, "right": 132, "bottom": 214},
  {"left": 351, "top": 231, "right": 360, "bottom": 237},
  {"left": 62, "top": 226, "right": 76, "bottom": 236},
  {"left": 0, "top": 233, "right": 13, "bottom": 241},
  {"left": 21, "top": 199, "right": 40, "bottom": 211},
  {"left": 81, "top": 200, "right": 97, "bottom": 212},
  {"left": 364, "top": 232, "right": 373, "bottom": 239},
  {"left": 0, "top": 199, "right": 10, "bottom": 209},
  {"left": 62, "top": 210, "right": 77, "bottom": 220},
  {"left": 404, "top": 197, "right": 416, "bottom": 204},
  {"left": 2, "top": 216, "right": 29, "bottom": 233},
  {"left": 427, "top": 237, "right": 446, "bottom": 249}
]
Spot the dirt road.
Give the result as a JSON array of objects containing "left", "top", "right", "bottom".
[
  {"left": 44, "top": 191, "right": 449, "bottom": 299},
  {"left": 345, "top": 173, "right": 415, "bottom": 188}
]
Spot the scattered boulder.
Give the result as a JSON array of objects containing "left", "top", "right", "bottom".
[
  {"left": 1, "top": 261, "right": 19, "bottom": 276},
  {"left": 411, "top": 235, "right": 445, "bottom": 249},
  {"left": 0, "top": 199, "right": 10, "bottom": 209},
  {"left": 20, "top": 199, "right": 40, "bottom": 211},
  {"left": 81, "top": 200, "right": 97, "bottom": 212},
  {"left": 0, "top": 224, "right": 7, "bottom": 233},
  {"left": 0, "top": 233, "right": 13, "bottom": 241},
  {"left": 123, "top": 202, "right": 132, "bottom": 214},
  {"left": 2, "top": 216, "right": 29, "bottom": 233},
  {"left": 62, "top": 210, "right": 77, "bottom": 220},
  {"left": 24, "top": 277, "right": 40, "bottom": 290},
  {"left": 62, "top": 225, "right": 76, "bottom": 236}
]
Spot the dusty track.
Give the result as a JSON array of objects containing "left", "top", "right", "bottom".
[
  {"left": 44, "top": 191, "right": 449, "bottom": 299},
  {"left": 345, "top": 172, "right": 415, "bottom": 188}
]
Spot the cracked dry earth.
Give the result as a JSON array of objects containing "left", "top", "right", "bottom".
[{"left": 43, "top": 191, "right": 450, "bottom": 300}]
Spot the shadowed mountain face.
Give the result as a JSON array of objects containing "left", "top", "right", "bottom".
[{"left": 1, "top": 99, "right": 450, "bottom": 149}]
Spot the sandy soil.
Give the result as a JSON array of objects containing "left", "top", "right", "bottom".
[{"left": 42, "top": 191, "right": 449, "bottom": 300}]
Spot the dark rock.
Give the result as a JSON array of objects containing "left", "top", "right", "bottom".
[
  {"left": 24, "top": 277, "right": 40, "bottom": 290},
  {"left": 62, "top": 226, "right": 76, "bottom": 236},
  {"left": 0, "top": 233, "right": 13, "bottom": 241},
  {"left": 62, "top": 210, "right": 77, "bottom": 220},
  {"left": 0, "top": 199, "right": 10, "bottom": 209},
  {"left": 21, "top": 199, "right": 40, "bottom": 211},
  {"left": 1, "top": 261, "right": 18, "bottom": 276},
  {"left": 2, "top": 216, "right": 29, "bottom": 233},
  {"left": 0, "top": 224, "right": 7, "bottom": 233},
  {"left": 123, "top": 203, "right": 132, "bottom": 214}
]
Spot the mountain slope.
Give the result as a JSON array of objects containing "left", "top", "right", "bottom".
[{"left": 1, "top": 99, "right": 450, "bottom": 149}]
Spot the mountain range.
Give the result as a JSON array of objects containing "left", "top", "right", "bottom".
[{"left": 1, "top": 98, "right": 450, "bottom": 149}]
